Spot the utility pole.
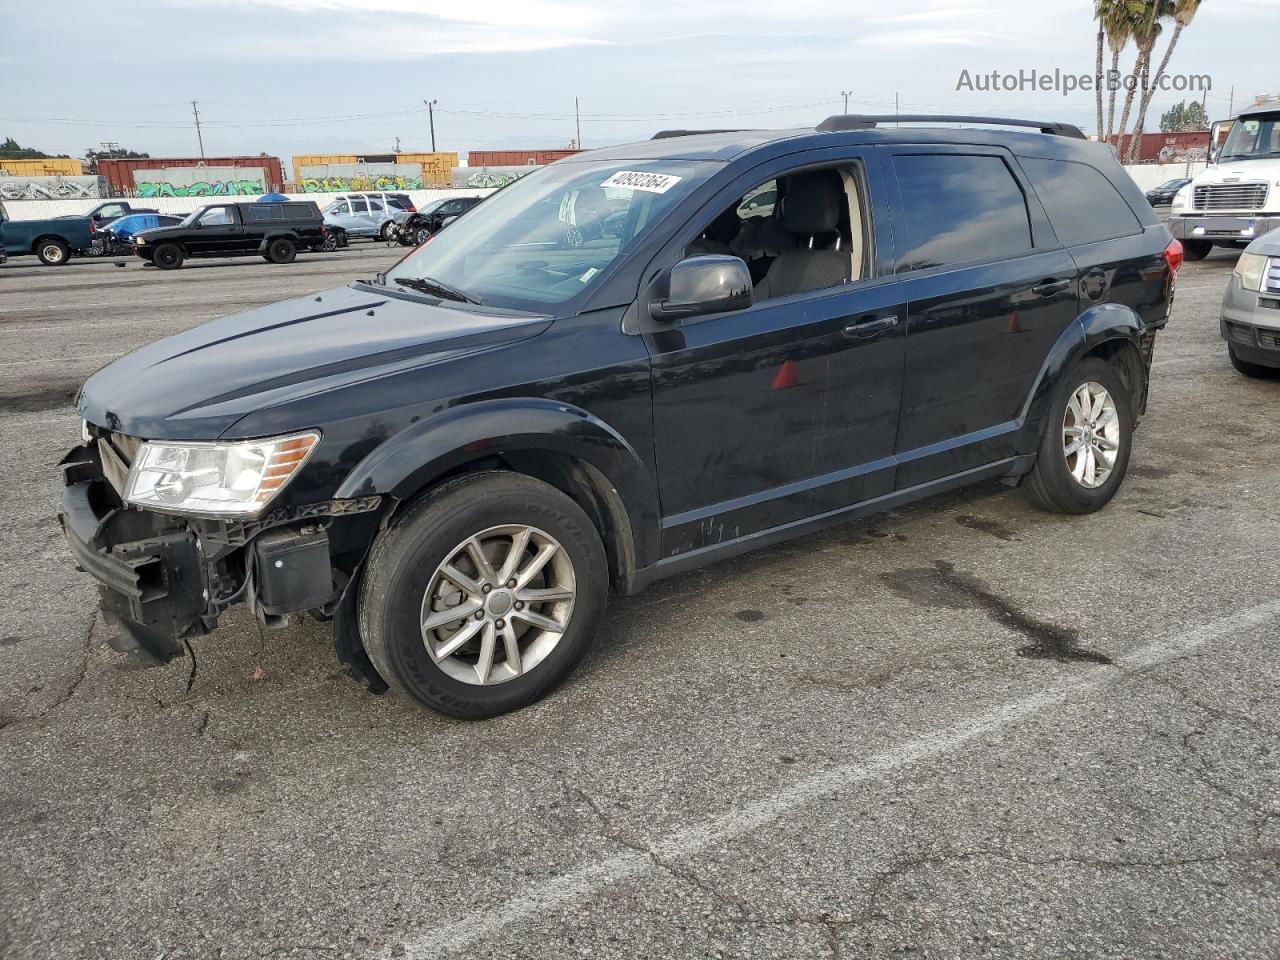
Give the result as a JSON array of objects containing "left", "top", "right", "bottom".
[
  {"left": 424, "top": 99, "right": 437, "bottom": 152},
  {"left": 895, "top": 93, "right": 900, "bottom": 126},
  {"left": 1227, "top": 84, "right": 1234, "bottom": 118},
  {"left": 841, "top": 90, "right": 851, "bottom": 114},
  {"left": 394, "top": 136, "right": 401, "bottom": 152},
  {"left": 575, "top": 97, "right": 582, "bottom": 150},
  {"left": 191, "top": 101, "right": 205, "bottom": 160}
]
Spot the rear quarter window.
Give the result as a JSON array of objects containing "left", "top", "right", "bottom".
[
  {"left": 1020, "top": 157, "right": 1142, "bottom": 246},
  {"left": 247, "top": 205, "right": 284, "bottom": 221},
  {"left": 892, "top": 154, "right": 1033, "bottom": 271}
]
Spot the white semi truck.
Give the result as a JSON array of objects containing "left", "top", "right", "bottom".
[{"left": 1169, "top": 98, "right": 1280, "bottom": 261}]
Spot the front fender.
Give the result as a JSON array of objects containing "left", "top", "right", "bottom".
[
  {"left": 333, "top": 396, "right": 661, "bottom": 568},
  {"left": 1019, "top": 303, "right": 1147, "bottom": 444}
]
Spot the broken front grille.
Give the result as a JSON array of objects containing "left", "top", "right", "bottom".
[
  {"left": 1193, "top": 183, "right": 1268, "bottom": 211},
  {"left": 98, "top": 433, "right": 142, "bottom": 497}
]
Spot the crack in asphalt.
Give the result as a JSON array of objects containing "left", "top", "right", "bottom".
[
  {"left": 183, "top": 638, "right": 198, "bottom": 695},
  {"left": 0, "top": 611, "right": 96, "bottom": 732}
]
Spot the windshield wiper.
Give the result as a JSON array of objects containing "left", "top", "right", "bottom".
[{"left": 393, "top": 275, "right": 484, "bottom": 305}]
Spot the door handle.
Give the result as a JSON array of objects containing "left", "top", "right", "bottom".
[
  {"left": 844, "top": 314, "right": 899, "bottom": 339},
  {"left": 1032, "top": 278, "right": 1073, "bottom": 297}
]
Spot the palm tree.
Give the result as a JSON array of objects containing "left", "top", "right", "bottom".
[
  {"left": 1101, "top": 0, "right": 1142, "bottom": 141},
  {"left": 1116, "top": 1, "right": 1171, "bottom": 163},
  {"left": 1093, "top": 2, "right": 1108, "bottom": 138},
  {"left": 1128, "top": 0, "right": 1204, "bottom": 160}
]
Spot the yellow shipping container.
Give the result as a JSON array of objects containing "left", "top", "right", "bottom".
[
  {"left": 290, "top": 154, "right": 358, "bottom": 183},
  {"left": 0, "top": 157, "right": 83, "bottom": 177}
]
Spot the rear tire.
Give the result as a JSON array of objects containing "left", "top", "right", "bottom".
[
  {"left": 266, "top": 237, "right": 296, "bottom": 264},
  {"left": 379, "top": 222, "right": 393, "bottom": 241},
  {"left": 1228, "top": 345, "right": 1280, "bottom": 379},
  {"left": 1022, "top": 357, "right": 1134, "bottom": 514},
  {"left": 36, "top": 239, "right": 70, "bottom": 266},
  {"left": 152, "top": 243, "right": 184, "bottom": 270},
  {"left": 1182, "top": 239, "right": 1212, "bottom": 261},
  {"left": 360, "top": 472, "right": 607, "bottom": 720}
]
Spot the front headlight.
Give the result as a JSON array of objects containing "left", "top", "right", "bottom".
[
  {"left": 134, "top": 236, "right": 145, "bottom": 245},
  {"left": 124, "top": 431, "right": 320, "bottom": 517},
  {"left": 1234, "top": 253, "right": 1269, "bottom": 293},
  {"left": 1171, "top": 186, "right": 1191, "bottom": 209}
]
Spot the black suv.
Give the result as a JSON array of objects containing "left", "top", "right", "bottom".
[
  {"left": 398, "top": 195, "right": 484, "bottom": 245},
  {"left": 132, "top": 200, "right": 326, "bottom": 269},
  {"left": 61, "top": 116, "right": 1180, "bottom": 718}
]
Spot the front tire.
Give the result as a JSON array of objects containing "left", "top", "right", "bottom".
[
  {"left": 152, "top": 243, "right": 184, "bottom": 270},
  {"left": 1182, "top": 239, "right": 1212, "bottom": 261},
  {"left": 360, "top": 472, "right": 607, "bottom": 719},
  {"left": 1022, "top": 357, "right": 1134, "bottom": 514},
  {"left": 415, "top": 226, "right": 431, "bottom": 245},
  {"left": 37, "top": 239, "right": 70, "bottom": 266},
  {"left": 1228, "top": 345, "right": 1280, "bottom": 379}
]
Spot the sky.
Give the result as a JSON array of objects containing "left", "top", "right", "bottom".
[{"left": 1, "top": 0, "right": 1274, "bottom": 164}]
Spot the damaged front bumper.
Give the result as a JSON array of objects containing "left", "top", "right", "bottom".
[{"left": 58, "top": 438, "right": 382, "bottom": 666}]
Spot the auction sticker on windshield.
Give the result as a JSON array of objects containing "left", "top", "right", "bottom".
[{"left": 600, "top": 171, "right": 683, "bottom": 194}]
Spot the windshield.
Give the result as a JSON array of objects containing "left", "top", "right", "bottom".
[
  {"left": 416, "top": 199, "right": 447, "bottom": 215},
  {"left": 384, "top": 159, "right": 719, "bottom": 312},
  {"left": 1219, "top": 114, "right": 1280, "bottom": 162},
  {"left": 180, "top": 207, "right": 207, "bottom": 226}
]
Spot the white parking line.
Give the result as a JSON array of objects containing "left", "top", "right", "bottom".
[{"left": 397, "top": 598, "right": 1280, "bottom": 959}]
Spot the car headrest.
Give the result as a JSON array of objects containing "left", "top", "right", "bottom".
[{"left": 782, "top": 171, "right": 842, "bottom": 235}]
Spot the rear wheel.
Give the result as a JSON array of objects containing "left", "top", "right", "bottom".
[
  {"left": 36, "top": 239, "right": 70, "bottom": 266},
  {"left": 379, "top": 222, "right": 394, "bottom": 241},
  {"left": 1228, "top": 345, "right": 1280, "bottom": 379},
  {"left": 266, "top": 237, "right": 296, "bottom": 264},
  {"left": 152, "top": 243, "right": 184, "bottom": 270},
  {"left": 1022, "top": 357, "right": 1133, "bottom": 514},
  {"left": 1182, "top": 239, "right": 1213, "bottom": 261},
  {"left": 360, "top": 472, "right": 607, "bottom": 719}
]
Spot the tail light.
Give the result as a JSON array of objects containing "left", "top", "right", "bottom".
[
  {"left": 320, "top": 224, "right": 328, "bottom": 235},
  {"left": 1164, "top": 239, "right": 1184, "bottom": 277}
]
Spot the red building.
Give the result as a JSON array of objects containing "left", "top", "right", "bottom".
[
  {"left": 96, "top": 156, "right": 285, "bottom": 195},
  {"left": 1105, "top": 130, "right": 1224, "bottom": 164},
  {"left": 467, "top": 149, "right": 582, "bottom": 167}
]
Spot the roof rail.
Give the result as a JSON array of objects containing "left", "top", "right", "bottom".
[
  {"left": 816, "top": 114, "right": 1087, "bottom": 139},
  {"left": 651, "top": 129, "right": 745, "bottom": 140}
]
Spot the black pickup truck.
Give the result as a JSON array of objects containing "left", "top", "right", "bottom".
[{"left": 132, "top": 200, "right": 326, "bottom": 269}]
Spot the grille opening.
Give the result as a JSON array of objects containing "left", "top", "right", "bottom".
[{"left": 1193, "top": 183, "right": 1268, "bottom": 211}]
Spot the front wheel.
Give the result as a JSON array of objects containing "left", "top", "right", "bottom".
[
  {"left": 415, "top": 226, "right": 431, "bottom": 245},
  {"left": 151, "top": 243, "right": 184, "bottom": 270},
  {"left": 379, "top": 222, "right": 394, "bottom": 242},
  {"left": 1182, "top": 239, "right": 1213, "bottom": 261},
  {"left": 360, "top": 472, "right": 608, "bottom": 719},
  {"left": 1022, "top": 357, "right": 1134, "bottom": 514}
]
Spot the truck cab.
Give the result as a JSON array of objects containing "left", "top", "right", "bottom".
[{"left": 1170, "top": 99, "right": 1280, "bottom": 260}]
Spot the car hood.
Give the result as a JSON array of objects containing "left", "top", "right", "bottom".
[
  {"left": 1197, "top": 159, "right": 1280, "bottom": 183},
  {"left": 79, "top": 284, "right": 552, "bottom": 440}
]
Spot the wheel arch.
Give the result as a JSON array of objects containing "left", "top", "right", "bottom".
[
  {"left": 334, "top": 397, "right": 660, "bottom": 592},
  {"left": 1020, "top": 302, "right": 1149, "bottom": 444},
  {"left": 31, "top": 234, "right": 70, "bottom": 255}
]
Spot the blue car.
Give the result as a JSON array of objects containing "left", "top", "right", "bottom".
[{"left": 107, "top": 213, "right": 184, "bottom": 242}]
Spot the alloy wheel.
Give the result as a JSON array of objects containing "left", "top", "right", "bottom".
[
  {"left": 420, "top": 524, "right": 576, "bottom": 685},
  {"left": 1063, "top": 380, "right": 1121, "bottom": 489}
]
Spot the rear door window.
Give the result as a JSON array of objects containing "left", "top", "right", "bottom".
[
  {"left": 892, "top": 154, "right": 1033, "bottom": 271},
  {"left": 1019, "top": 157, "right": 1142, "bottom": 246}
]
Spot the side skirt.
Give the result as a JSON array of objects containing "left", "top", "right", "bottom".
[{"left": 626, "top": 455, "right": 1035, "bottom": 595}]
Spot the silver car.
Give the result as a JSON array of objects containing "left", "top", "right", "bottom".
[
  {"left": 1221, "top": 229, "right": 1280, "bottom": 377},
  {"left": 322, "top": 193, "right": 413, "bottom": 241}
]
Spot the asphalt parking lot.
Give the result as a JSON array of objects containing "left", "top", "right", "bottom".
[{"left": 1, "top": 240, "right": 1278, "bottom": 960}]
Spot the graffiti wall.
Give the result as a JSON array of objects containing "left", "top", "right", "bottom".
[
  {"left": 298, "top": 163, "right": 427, "bottom": 193},
  {"left": 134, "top": 166, "right": 267, "bottom": 198},
  {"left": 450, "top": 166, "right": 539, "bottom": 189},
  {"left": 0, "top": 175, "right": 107, "bottom": 200}
]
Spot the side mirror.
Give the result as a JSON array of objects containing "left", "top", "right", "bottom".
[
  {"left": 649, "top": 255, "right": 753, "bottom": 322},
  {"left": 1209, "top": 120, "right": 1225, "bottom": 164}
]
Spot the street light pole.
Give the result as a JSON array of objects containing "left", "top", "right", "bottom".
[
  {"left": 841, "top": 90, "right": 851, "bottom": 114},
  {"left": 191, "top": 101, "right": 205, "bottom": 160},
  {"left": 424, "top": 99, "right": 438, "bottom": 152}
]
